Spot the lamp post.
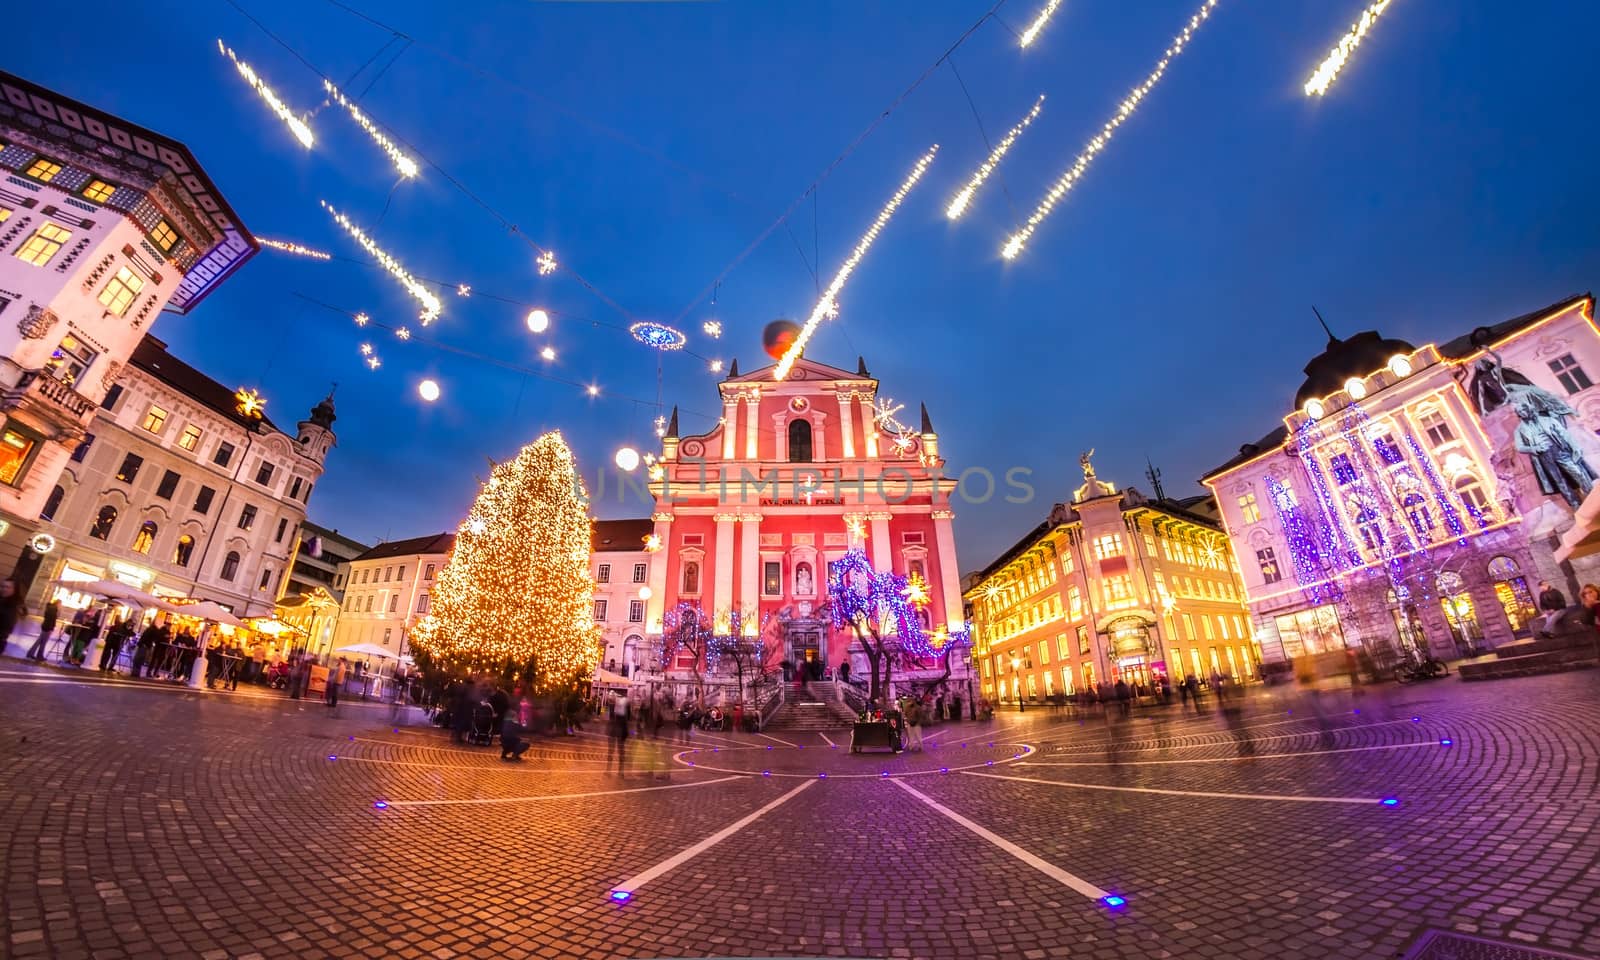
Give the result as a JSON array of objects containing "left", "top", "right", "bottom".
[{"left": 1011, "top": 655, "right": 1024, "bottom": 713}]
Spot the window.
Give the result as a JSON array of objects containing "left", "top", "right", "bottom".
[
  {"left": 0, "top": 427, "right": 42, "bottom": 486},
  {"left": 417, "top": 593, "right": 430, "bottom": 614},
  {"left": 1037, "top": 639, "right": 1050, "bottom": 664},
  {"left": 193, "top": 485, "right": 215, "bottom": 514},
  {"left": 596, "top": 563, "right": 611, "bottom": 583},
  {"left": 45, "top": 333, "right": 96, "bottom": 386},
  {"left": 25, "top": 157, "right": 63, "bottom": 182},
  {"left": 15, "top": 222, "right": 71, "bottom": 266},
  {"left": 218, "top": 551, "right": 241, "bottom": 582},
  {"left": 1488, "top": 555, "right": 1536, "bottom": 632},
  {"left": 131, "top": 521, "right": 157, "bottom": 555},
  {"left": 140, "top": 404, "right": 167, "bottom": 434},
  {"left": 631, "top": 562, "right": 646, "bottom": 584},
  {"left": 629, "top": 600, "right": 644, "bottom": 622},
  {"left": 40, "top": 484, "right": 65, "bottom": 520},
  {"left": 98, "top": 267, "right": 145, "bottom": 317},
  {"left": 258, "top": 568, "right": 272, "bottom": 590},
  {"left": 81, "top": 179, "right": 116, "bottom": 204},
  {"left": 384, "top": 567, "right": 393, "bottom": 582},
  {"left": 1329, "top": 453, "right": 1358, "bottom": 486},
  {"left": 1547, "top": 354, "right": 1592, "bottom": 394},
  {"left": 424, "top": 563, "right": 435, "bottom": 580},
  {"left": 389, "top": 595, "right": 398, "bottom": 612},
  {"left": 173, "top": 534, "right": 195, "bottom": 567},
  {"left": 214, "top": 442, "right": 235, "bottom": 467},
  {"left": 594, "top": 599, "right": 609, "bottom": 621},
  {"left": 397, "top": 566, "right": 406, "bottom": 581},
  {"left": 155, "top": 470, "right": 180, "bottom": 500},
  {"left": 0, "top": 207, "right": 8, "bottom": 224},
  {"left": 237, "top": 504, "right": 256, "bottom": 530},
  {"left": 115, "top": 453, "right": 143, "bottom": 483},
  {"left": 1403, "top": 493, "right": 1434, "bottom": 536},
  {"left": 275, "top": 518, "right": 288, "bottom": 543},
  {"left": 100, "top": 385, "right": 124, "bottom": 411},
  {"left": 360, "top": 570, "right": 369, "bottom": 584},
  {"left": 1456, "top": 476, "right": 1491, "bottom": 518},
  {"left": 1237, "top": 493, "right": 1261, "bottom": 524},
  {"left": 251, "top": 462, "right": 274, "bottom": 486},
  {"left": 1273, "top": 604, "right": 1345, "bottom": 657},
  {"left": 89, "top": 505, "right": 118, "bottom": 540},
  {"left": 763, "top": 561, "right": 782, "bottom": 596},
  {"left": 289, "top": 477, "right": 302, "bottom": 499},
  {"left": 364, "top": 596, "right": 374, "bottom": 612},
  {"left": 682, "top": 561, "right": 700, "bottom": 594},
  {"left": 1374, "top": 434, "right": 1404, "bottom": 464},
  {"left": 1419, "top": 410, "right": 1455, "bottom": 447},
  {"left": 383, "top": 628, "right": 393, "bottom": 646},
  {"left": 1092, "top": 533, "right": 1123, "bottom": 559},
  {"left": 149, "top": 220, "right": 179, "bottom": 253},
  {"left": 178, "top": 424, "right": 201, "bottom": 451},
  {"left": 1067, "top": 585, "right": 1082, "bottom": 620},
  {"left": 787, "top": 418, "right": 814, "bottom": 462},
  {"left": 1256, "top": 547, "right": 1281, "bottom": 584}
]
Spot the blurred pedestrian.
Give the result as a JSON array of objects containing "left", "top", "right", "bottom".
[
  {"left": 904, "top": 695, "right": 926, "bottom": 751},
  {"left": 607, "top": 690, "right": 630, "bottom": 773},
  {"left": 326, "top": 657, "right": 347, "bottom": 714},
  {"left": 27, "top": 597, "right": 57, "bottom": 661}
]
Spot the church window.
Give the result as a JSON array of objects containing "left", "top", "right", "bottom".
[{"left": 787, "top": 419, "right": 813, "bottom": 462}]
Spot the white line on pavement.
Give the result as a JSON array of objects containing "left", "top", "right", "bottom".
[
  {"left": 332, "top": 755, "right": 636, "bottom": 770},
  {"left": 888, "top": 778, "right": 1109, "bottom": 901},
  {"left": 756, "top": 732, "right": 799, "bottom": 748},
  {"left": 818, "top": 732, "right": 836, "bottom": 748},
  {"left": 609, "top": 779, "right": 816, "bottom": 898},
  {"left": 963, "top": 771, "right": 1386, "bottom": 804},
  {"left": 386, "top": 774, "right": 745, "bottom": 807},
  {"left": 1018, "top": 740, "right": 1439, "bottom": 767}
]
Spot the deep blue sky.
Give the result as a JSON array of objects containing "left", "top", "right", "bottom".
[{"left": 16, "top": 1, "right": 1600, "bottom": 567}]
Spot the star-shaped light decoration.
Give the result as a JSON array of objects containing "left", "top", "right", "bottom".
[
  {"left": 353, "top": 312, "right": 370, "bottom": 327},
  {"left": 396, "top": 327, "right": 412, "bottom": 341},
  {"left": 642, "top": 452, "right": 657, "bottom": 466},
  {"left": 360, "top": 343, "right": 374, "bottom": 356},
  {"left": 642, "top": 533, "right": 662, "bottom": 553},
  {"left": 648, "top": 463, "right": 665, "bottom": 482},
  {"left": 366, "top": 356, "right": 381, "bottom": 370},
  {"left": 1201, "top": 541, "right": 1223, "bottom": 567},
  {"left": 234, "top": 387, "right": 266, "bottom": 420},
  {"left": 709, "top": 359, "right": 724, "bottom": 373},
  {"left": 456, "top": 283, "right": 471, "bottom": 297},
  {"left": 928, "top": 627, "right": 949, "bottom": 652},
  {"left": 702, "top": 320, "right": 722, "bottom": 339},
  {"left": 902, "top": 571, "right": 930, "bottom": 608},
  {"left": 845, "top": 515, "right": 869, "bottom": 542},
  {"left": 892, "top": 433, "right": 916, "bottom": 453},
  {"left": 537, "top": 250, "right": 558, "bottom": 276}
]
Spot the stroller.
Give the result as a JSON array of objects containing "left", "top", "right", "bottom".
[{"left": 467, "top": 701, "right": 496, "bottom": 746}]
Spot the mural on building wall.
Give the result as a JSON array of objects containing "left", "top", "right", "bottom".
[{"left": 1469, "top": 345, "right": 1597, "bottom": 513}]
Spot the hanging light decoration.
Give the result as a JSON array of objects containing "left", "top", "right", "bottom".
[
  {"left": 257, "top": 238, "right": 331, "bottom": 260},
  {"left": 947, "top": 95, "right": 1045, "bottom": 219},
  {"left": 321, "top": 79, "right": 420, "bottom": 178},
  {"left": 322, "top": 200, "right": 442, "bottom": 324},
  {"left": 526, "top": 309, "right": 551, "bottom": 333},
  {"left": 1304, "top": 1, "right": 1393, "bottom": 97},
  {"left": 1019, "top": 0, "right": 1066, "bottom": 48},
  {"left": 418, "top": 379, "right": 441, "bottom": 402},
  {"left": 216, "top": 39, "right": 314, "bottom": 149}
]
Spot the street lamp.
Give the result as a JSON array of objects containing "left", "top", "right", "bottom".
[{"left": 1011, "top": 655, "right": 1024, "bottom": 713}]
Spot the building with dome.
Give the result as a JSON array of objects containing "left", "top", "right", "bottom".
[
  {"left": 14, "top": 333, "right": 334, "bottom": 625},
  {"left": 1203, "top": 294, "right": 1598, "bottom": 672}
]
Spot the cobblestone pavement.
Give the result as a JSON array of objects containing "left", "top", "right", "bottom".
[{"left": 2, "top": 659, "right": 1598, "bottom": 960}]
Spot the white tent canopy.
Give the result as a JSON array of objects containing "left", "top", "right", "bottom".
[{"left": 334, "top": 642, "right": 404, "bottom": 660}]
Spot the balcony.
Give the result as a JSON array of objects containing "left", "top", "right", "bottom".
[
  {"left": 0, "top": 369, "right": 97, "bottom": 439},
  {"left": 25, "top": 372, "right": 95, "bottom": 418}
]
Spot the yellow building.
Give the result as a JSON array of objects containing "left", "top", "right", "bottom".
[{"left": 964, "top": 454, "right": 1258, "bottom": 706}]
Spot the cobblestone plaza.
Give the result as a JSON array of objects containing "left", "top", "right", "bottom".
[{"left": 2, "top": 665, "right": 1597, "bottom": 959}]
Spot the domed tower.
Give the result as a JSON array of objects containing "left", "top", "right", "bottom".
[{"left": 296, "top": 390, "right": 338, "bottom": 468}]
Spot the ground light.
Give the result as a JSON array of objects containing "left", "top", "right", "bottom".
[
  {"left": 609, "top": 891, "right": 632, "bottom": 903},
  {"left": 327, "top": 755, "right": 337, "bottom": 761},
  {"left": 1440, "top": 738, "right": 1453, "bottom": 746},
  {"left": 1380, "top": 797, "right": 1400, "bottom": 807},
  {"left": 1101, "top": 895, "right": 1127, "bottom": 909},
  {"left": 373, "top": 800, "right": 389, "bottom": 809}
]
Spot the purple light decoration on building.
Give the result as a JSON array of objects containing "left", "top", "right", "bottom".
[
  {"left": 1266, "top": 475, "right": 1338, "bottom": 604},
  {"left": 1403, "top": 432, "right": 1484, "bottom": 537},
  {"left": 1294, "top": 417, "right": 1363, "bottom": 569}
]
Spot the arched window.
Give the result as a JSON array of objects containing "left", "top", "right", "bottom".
[
  {"left": 131, "top": 520, "right": 157, "bottom": 555},
  {"left": 88, "top": 505, "right": 117, "bottom": 540},
  {"left": 681, "top": 561, "right": 700, "bottom": 595},
  {"left": 220, "top": 551, "right": 240, "bottom": 581},
  {"left": 40, "top": 485, "right": 65, "bottom": 521},
  {"left": 787, "top": 419, "right": 813, "bottom": 463},
  {"left": 173, "top": 534, "right": 195, "bottom": 567}
]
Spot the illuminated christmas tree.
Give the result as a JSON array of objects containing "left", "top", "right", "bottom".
[{"left": 410, "top": 431, "right": 600, "bottom": 691}]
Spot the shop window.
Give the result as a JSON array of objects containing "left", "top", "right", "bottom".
[
  {"left": 1548, "top": 354, "right": 1592, "bottom": 395},
  {"left": 131, "top": 520, "right": 157, "bottom": 555},
  {"left": 174, "top": 535, "right": 195, "bottom": 567},
  {"left": 0, "top": 426, "right": 43, "bottom": 486},
  {"left": 1272, "top": 605, "right": 1345, "bottom": 657},
  {"left": 1488, "top": 555, "right": 1536, "bottom": 632},
  {"left": 89, "top": 505, "right": 118, "bottom": 540},
  {"left": 787, "top": 419, "right": 813, "bottom": 463}
]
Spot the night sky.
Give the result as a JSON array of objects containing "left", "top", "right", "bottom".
[{"left": 14, "top": 1, "right": 1600, "bottom": 569}]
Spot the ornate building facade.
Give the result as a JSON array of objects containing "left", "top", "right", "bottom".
[
  {"left": 590, "top": 517, "right": 654, "bottom": 677},
  {"left": 1203, "top": 294, "right": 1598, "bottom": 668},
  {"left": 32, "top": 335, "right": 333, "bottom": 617},
  {"left": 0, "top": 71, "right": 255, "bottom": 578},
  {"left": 965, "top": 457, "right": 1255, "bottom": 705},
  {"left": 643, "top": 355, "right": 968, "bottom": 692}
]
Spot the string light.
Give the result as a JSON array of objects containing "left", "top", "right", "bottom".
[
  {"left": 359, "top": 343, "right": 374, "bottom": 356},
  {"left": 257, "top": 238, "right": 331, "bottom": 260},
  {"left": 395, "top": 327, "right": 412, "bottom": 341},
  {"left": 526, "top": 309, "right": 550, "bottom": 333},
  {"left": 216, "top": 39, "right": 314, "bottom": 149},
  {"left": 1019, "top": 0, "right": 1065, "bottom": 48},
  {"left": 456, "top": 284, "right": 471, "bottom": 297},
  {"left": 354, "top": 312, "right": 370, "bottom": 327},
  {"left": 410, "top": 432, "right": 601, "bottom": 690},
  {"left": 1304, "top": 1, "right": 1393, "bottom": 97},
  {"left": 587, "top": 385, "right": 600, "bottom": 397},
  {"left": 537, "top": 251, "right": 558, "bottom": 276},
  {"left": 367, "top": 356, "right": 382, "bottom": 370},
  {"left": 321, "top": 78, "right": 420, "bottom": 178},
  {"left": 1002, "top": 0, "right": 1221, "bottom": 260},
  {"left": 845, "top": 515, "right": 869, "bottom": 542},
  {"left": 642, "top": 533, "right": 662, "bottom": 552},
  {"left": 418, "top": 379, "right": 441, "bottom": 402},
  {"left": 775, "top": 144, "right": 939, "bottom": 380},
  {"left": 947, "top": 95, "right": 1045, "bottom": 220},
  {"left": 541, "top": 346, "right": 557, "bottom": 361},
  {"left": 322, "top": 200, "right": 443, "bottom": 324},
  {"left": 615, "top": 448, "right": 640, "bottom": 471},
  {"left": 630, "top": 321, "right": 688, "bottom": 351},
  {"left": 702, "top": 320, "right": 722, "bottom": 339},
  {"left": 648, "top": 464, "right": 665, "bottom": 482},
  {"left": 872, "top": 397, "right": 918, "bottom": 452},
  {"left": 709, "top": 359, "right": 724, "bottom": 373}
]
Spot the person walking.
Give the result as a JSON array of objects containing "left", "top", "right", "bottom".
[
  {"left": 1114, "top": 678, "right": 1132, "bottom": 717},
  {"left": 606, "top": 691, "right": 631, "bottom": 774},
  {"left": 326, "top": 657, "right": 347, "bottom": 714},
  {"left": 904, "top": 695, "right": 926, "bottom": 752},
  {"left": 99, "top": 617, "right": 133, "bottom": 673},
  {"left": 27, "top": 597, "right": 58, "bottom": 661}
]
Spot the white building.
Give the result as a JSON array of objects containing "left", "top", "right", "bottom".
[
  {"left": 0, "top": 70, "right": 255, "bottom": 578},
  {"left": 1203, "top": 294, "right": 1598, "bottom": 670},
  {"left": 329, "top": 533, "right": 454, "bottom": 657},
  {"left": 31, "top": 334, "right": 334, "bottom": 617},
  {"left": 591, "top": 517, "right": 653, "bottom": 677}
]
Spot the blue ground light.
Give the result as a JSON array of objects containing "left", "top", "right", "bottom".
[
  {"left": 940, "top": 767, "right": 949, "bottom": 774},
  {"left": 1440, "top": 738, "right": 1454, "bottom": 746},
  {"left": 1101, "top": 895, "right": 1126, "bottom": 909},
  {"left": 609, "top": 890, "right": 632, "bottom": 903},
  {"left": 327, "top": 755, "right": 337, "bottom": 761},
  {"left": 1412, "top": 716, "right": 1421, "bottom": 722},
  {"left": 373, "top": 800, "right": 389, "bottom": 810},
  {"left": 1381, "top": 797, "right": 1400, "bottom": 806}
]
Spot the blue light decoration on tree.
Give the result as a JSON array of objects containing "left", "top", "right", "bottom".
[
  {"left": 828, "top": 548, "right": 926, "bottom": 703},
  {"left": 659, "top": 601, "right": 720, "bottom": 696}
]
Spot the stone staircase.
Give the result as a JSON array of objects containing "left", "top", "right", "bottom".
[
  {"left": 1458, "top": 631, "right": 1599, "bottom": 681},
  {"left": 764, "top": 689, "right": 856, "bottom": 731}
]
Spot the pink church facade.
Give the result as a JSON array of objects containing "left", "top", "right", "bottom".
[{"left": 644, "top": 355, "right": 968, "bottom": 685}]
